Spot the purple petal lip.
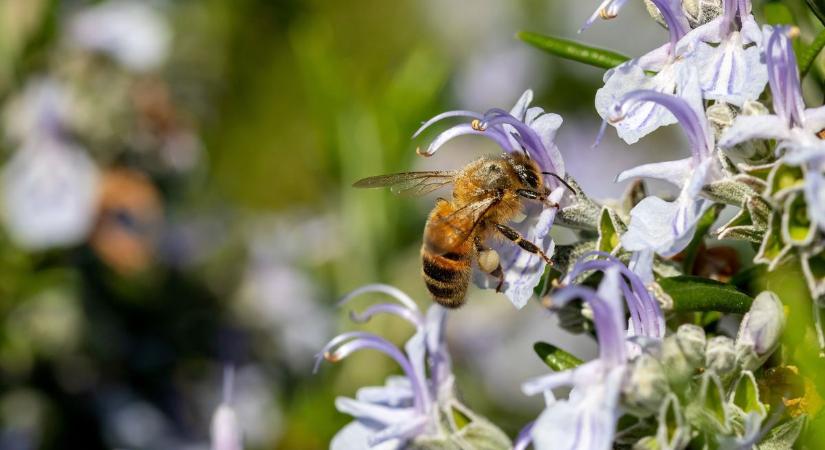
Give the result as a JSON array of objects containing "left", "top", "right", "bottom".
[
  {"left": 765, "top": 26, "right": 804, "bottom": 128},
  {"left": 613, "top": 89, "right": 712, "bottom": 161}
]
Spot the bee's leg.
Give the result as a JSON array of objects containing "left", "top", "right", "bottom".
[
  {"left": 474, "top": 238, "right": 504, "bottom": 292},
  {"left": 515, "top": 189, "right": 560, "bottom": 209},
  {"left": 494, "top": 223, "right": 552, "bottom": 264}
]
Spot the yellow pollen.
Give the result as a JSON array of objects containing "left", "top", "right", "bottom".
[
  {"left": 599, "top": 8, "right": 617, "bottom": 20},
  {"left": 416, "top": 146, "right": 432, "bottom": 157},
  {"left": 471, "top": 119, "right": 486, "bottom": 131},
  {"left": 788, "top": 26, "right": 800, "bottom": 39},
  {"left": 324, "top": 352, "right": 340, "bottom": 362}
]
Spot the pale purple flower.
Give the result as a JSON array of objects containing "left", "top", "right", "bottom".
[
  {"left": 415, "top": 90, "right": 567, "bottom": 308},
  {"left": 520, "top": 255, "right": 665, "bottom": 450},
  {"left": 689, "top": 0, "right": 767, "bottom": 106},
  {"left": 611, "top": 74, "right": 717, "bottom": 264},
  {"left": 719, "top": 26, "right": 825, "bottom": 230},
  {"left": 68, "top": 0, "right": 171, "bottom": 72},
  {"left": 595, "top": 0, "right": 697, "bottom": 144},
  {"left": 316, "top": 285, "right": 451, "bottom": 449},
  {"left": 596, "top": 0, "right": 766, "bottom": 144},
  {"left": 1, "top": 79, "right": 100, "bottom": 251}
]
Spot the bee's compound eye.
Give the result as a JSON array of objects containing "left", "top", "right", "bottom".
[{"left": 478, "top": 249, "right": 500, "bottom": 273}]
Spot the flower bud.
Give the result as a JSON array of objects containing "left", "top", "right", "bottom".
[
  {"left": 705, "top": 336, "right": 736, "bottom": 384},
  {"left": 736, "top": 291, "right": 785, "bottom": 371},
  {"left": 706, "top": 103, "right": 734, "bottom": 139},
  {"left": 662, "top": 324, "right": 706, "bottom": 385},
  {"left": 644, "top": 0, "right": 723, "bottom": 29},
  {"left": 622, "top": 354, "right": 669, "bottom": 415}
]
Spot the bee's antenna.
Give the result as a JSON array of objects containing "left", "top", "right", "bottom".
[{"left": 542, "top": 172, "right": 575, "bottom": 194}]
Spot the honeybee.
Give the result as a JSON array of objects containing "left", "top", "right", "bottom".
[{"left": 354, "top": 152, "right": 568, "bottom": 308}]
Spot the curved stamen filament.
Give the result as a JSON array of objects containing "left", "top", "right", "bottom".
[
  {"left": 348, "top": 303, "right": 424, "bottom": 328},
  {"left": 413, "top": 110, "right": 485, "bottom": 138},
  {"left": 338, "top": 283, "right": 420, "bottom": 312},
  {"left": 317, "top": 332, "right": 431, "bottom": 414}
]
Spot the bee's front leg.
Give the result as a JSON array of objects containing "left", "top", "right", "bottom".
[
  {"left": 515, "top": 189, "right": 559, "bottom": 209},
  {"left": 474, "top": 238, "right": 504, "bottom": 292},
  {"left": 494, "top": 223, "right": 552, "bottom": 264}
]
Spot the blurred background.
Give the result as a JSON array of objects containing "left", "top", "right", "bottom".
[{"left": 0, "top": 0, "right": 704, "bottom": 448}]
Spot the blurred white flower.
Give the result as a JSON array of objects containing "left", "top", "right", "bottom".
[
  {"left": 3, "top": 77, "right": 71, "bottom": 144},
  {"left": 68, "top": 0, "right": 171, "bottom": 72},
  {"left": 2, "top": 138, "right": 99, "bottom": 250}
]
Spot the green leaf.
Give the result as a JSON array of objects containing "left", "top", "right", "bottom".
[
  {"left": 799, "top": 28, "right": 825, "bottom": 78},
  {"left": 781, "top": 192, "right": 816, "bottom": 246},
  {"left": 533, "top": 341, "right": 583, "bottom": 371},
  {"left": 517, "top": 31, "right": 630, "bottom": 69},
  {"left": 696, "top": 372, "right": 729, "bottom": 433},
  {"left": 806, "top": 0, "right": 825, "bottom": 26},
  {"left": 596, "top": 207, "right": 624, "bottom": 254},
  {"left": 757, "top": 415, "right": 806, "bottom": 450},
  {"left": 731, "top": 371, "right": 766, "bottom": 417},
  {"left": 659, "top": 276, "right": 754, "bottom": 313}
]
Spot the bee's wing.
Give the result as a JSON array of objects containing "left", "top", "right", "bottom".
[
  {"left": 353, "top": 171, "right": 456, "bottom": 197},
  {"left": 428, "top": 196, "right": 501, "bottom": 251}
]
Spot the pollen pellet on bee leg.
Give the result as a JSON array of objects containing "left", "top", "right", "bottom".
[{"left": 478, "top": 249, "right": 500, "bottom": 274}]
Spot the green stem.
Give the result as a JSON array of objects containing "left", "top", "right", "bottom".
[
  {"left": 799, "top": 28, "right": 825, "bottom": 78},
  {"left": 516, "top": 31, "right": 630, "bottom": 70}
]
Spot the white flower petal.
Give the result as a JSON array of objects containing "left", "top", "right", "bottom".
[
  {"left": 695, "top": 33, "right": 767, "bottom": 106},
  {"left": 334, "top": 397, "right": 415, "bottom": 425},
  {"left": 2, "top": 140, "right": 100, "bottom": 251},
  {"left": 331, "top": 421, "right": 402, "bottom": 450},
  {"left": 367, "top": 415, "right": 429, "bottom": 447},
  {"left": 616, "top": 157, "right": 694, "bottom": 188},
  {"left": 621, "top": 194, "right": 710, "bottom": 258},
  {"left": 68, "top": 0, "right": 171, "bottom": 72},
  {"left": 356, "top": 377, "right": 413, "bottom": 407},
  {"left": 510, "top": 90, "right": 534, "bottom": 119},
  {"left": 530, "top": 367, "right": 624, "bottom": 450},
  {"left": 596, "top": 62, "right": 680, "bottom": 145},
  {"left": 718, "top": 114, "right": 790, "bottom": 148}
]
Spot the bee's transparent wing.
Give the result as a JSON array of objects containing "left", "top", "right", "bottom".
[
  {"left": 353, "top": 171, "right": 456, "bottom": 197},
  {"left": 430, "top": 196, "right": 501, "bottom": 250}
]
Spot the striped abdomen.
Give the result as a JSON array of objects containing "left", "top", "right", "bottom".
[
  {"left": 421, "top": 246, "right": 471, "bottom": 308},
  {"left": 421, "top": 200, "right": 474, "bottom": 308}
]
